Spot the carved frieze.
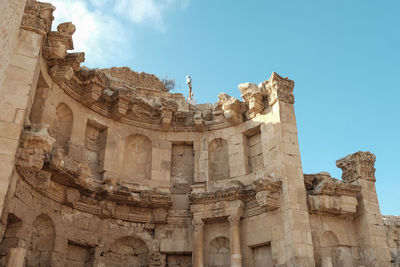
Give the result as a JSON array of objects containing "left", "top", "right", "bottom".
[{"left": 190, "top": 178, "right": 281, "bottom": 213}]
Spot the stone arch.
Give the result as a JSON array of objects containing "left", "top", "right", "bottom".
[
  {"left": 321, "top": 231, "right": 339, "bottom": 248},
  {"left": 0, "top": 213, "right": 23, "bottom": 265},
  {"left": 26, "top": 214, "right": 56, "bottom": 267},
  {"left": 207, "top": 236, "right": 230, "bottom": 267},
  {"left": 320, "top": 231, "right": 352, "bottom": 267},
  {"left": 122, "top": 134, "right": 152, "bottom": 180},
  {"left": 208, "top": 138, "right": 230, "bottom": 181},
  {"left": 101, "top": 236, "right": 149, "bottom": 267},
  {"left": 54, "top": 103, "right": 73, "bottom": 151}
]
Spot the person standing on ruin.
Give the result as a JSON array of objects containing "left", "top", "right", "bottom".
[{"left": 186, "top": 75, "right": 193, "bottom": 100}]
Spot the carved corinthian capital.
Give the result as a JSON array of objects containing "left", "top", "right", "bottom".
[
  {"left": 21, "top": 0, "right": 55, "bottom": 35},
  {"left": 336, "top": 151, "right": 376, "bottom": 183},
  {"left": 192, "top": 218, "right": 204, "bottom": 231},
  {"left": 265, "top": 72, "right": 295, "bottom": 105}
]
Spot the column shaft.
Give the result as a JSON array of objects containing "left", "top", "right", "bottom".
[
  {"left": 6, "top": 248, "right": 26, "bottom": 267},
  {"left": 193, "top": 221, "right": 204, "bottom": 267},
  {"left": 229, "top": 218, "right": 242, "bottom": 267}
]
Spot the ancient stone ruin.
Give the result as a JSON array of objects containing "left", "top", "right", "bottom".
[{"left": 0, "top": 0, "right": 399, "bottom": 266}]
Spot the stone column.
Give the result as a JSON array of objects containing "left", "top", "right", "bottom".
[
  {"left": 193, "top": 219, "right": 204, "bottom": 267},
  {"left": 228, "top": 214, "right": 242, "bottom": 267},
  {"left": 337, "top": 151, "right": 391, "bottom": 266},
  {"left": 6, "top": 247, "right": 26, "bottom": 267}
]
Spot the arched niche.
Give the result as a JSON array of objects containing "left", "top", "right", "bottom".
[
  {"left": 320, "top": 231, "right": 352, "bottom": 267},
  {"left": 122, "top": 134, "right": 152, "bottom": 180},
  {"left": 53, "top": 103, "right": 73, "bottom": 151},
  {"left": 208, "top": 138, "right": 230, "bottom": 181},
  {"left": 102, "top": 236, "right": 149, "bottom": 267},
  {"left": 26, "top": 214, "right": 55, "bottom": 267},
  {"left": 207, "top": 236, "right": 230, "bottom": 267}
]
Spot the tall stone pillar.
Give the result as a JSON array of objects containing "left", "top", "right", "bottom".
[
  {"left": 0, "top": 0, "right": 55, "bottom": 224},
  {"left": 261, "top": 72, "right": 315, "bottom": 266},
  {"left": 337, "top": 151, "right": 390, "bottom": 266},
  {"left": 193, "top": 219, "right": 204, "bottom": 267},
  {"left": 228, "top": 213, "right": 243, "bottom": 267}
]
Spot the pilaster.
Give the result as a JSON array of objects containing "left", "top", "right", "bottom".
[
  {"left": 337, "top": 151, "right": 391, "bottom": 266},
  {"left": 0, "top": 0, "right": 55, "bottom": 223},
  {"left": 261, "top": 72, "right": 315, "bottom": 266},
  {"left": 192, "top": 218, "right": 204, "bottom": 267}
]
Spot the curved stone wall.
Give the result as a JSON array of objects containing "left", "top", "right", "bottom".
[{"left": 0, "top": 1, "right": 398, "bottom": 267}]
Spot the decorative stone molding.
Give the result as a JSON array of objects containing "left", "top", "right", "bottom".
[
  {"left": 264, "top": 72, "right": 295, "bottom": 105},
  {"left": 43, "top": 22, "right": 76, "bottom": 59},
  {"left": 304, "top": 172, "right": 361, "bottom": 216},
  {"left": 41, "top": 30, "right": 291, "bottom": 131},
  {"left": 238, "top": 82, "right": 264, "bottom": 118},
  {"left": 148, "top": 252, "right": 166, "bottom": 267},
  {"left": 15, "top": 125, "right": 172, "bottom": 219},
  {"left": 190, "top": 179, "right": 281, "bottom": 211},
  {"left": 16, "top": 124, "right": 55, "bottom": 171},
  {"left": 336, "top": 151, "right": 376, "bottom": 182},
  {"left": 255, "top": 190, "right": 280, "bottom": 211},
  {"left": 217, "top": 93, "right": 246, "bottom": 125},
  {"left": 21, "top": 0, "right": 55, "bottom": 35},
  {"left": 191, "top": 199, "right": 244, "bottom": 223}
]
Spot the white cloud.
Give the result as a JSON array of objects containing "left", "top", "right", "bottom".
[{"left": 47, "top": 0, "right": 190, "bottom": 67}]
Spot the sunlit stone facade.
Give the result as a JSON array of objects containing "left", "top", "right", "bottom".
[{"left": 0, "top": 1, "right": 399, "bottom": 266}]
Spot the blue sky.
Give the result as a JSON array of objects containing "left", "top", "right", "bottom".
[{"left": 49, "top": 0, "right": 400, "bottom": 215}]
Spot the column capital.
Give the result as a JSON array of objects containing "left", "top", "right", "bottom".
[
  {"left": 192, "top": 218, "right": 204, "bottom": 231},
  {"left": 21, "top": 0, "right": 55, "bottom": 35},
  {"left": 228, "top": 211, "right": 243, "bottom": 225},
  {"left": 265, "top": 72, "right": 295, "bottom": 105},
  {"left": 336, "top": 151, "right": 376, "bottom": 183}
]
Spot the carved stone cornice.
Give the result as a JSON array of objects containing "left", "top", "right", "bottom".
[
  {"left": 264, "top": 72, "right": 295, "bottom": 105},
  {"left": 189, "top": 179, "right": 281, "bottom": 212},
  {"left": 43, "top": 22, "right": 76, "bottom": 59},
  {"left": 21, "top": 0, "right": 55, "bottom": 35},
  {"left": 304, "top": 172, "right": 361, "bottom": 216},
  {"left": 217, "top": 93, "right": 246, "bottom": 125},
  {"left": 304, "top": 173, "right": 361, "bottom": 197},
  {"left": 336, "top": 151, "right": 376, "bottom": 182},
  {"left": 15, "top": 125, "right": 172, "bottom": 214},
  {"left": 238, "top": 82, "right": 265, "bottom": 118}
]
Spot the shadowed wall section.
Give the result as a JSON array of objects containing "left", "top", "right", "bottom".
[
  {"left": 122, "top": 134, "right": 152, "bottom": 181},
  {"left": 208, "top": 138, "right": 230, "bottom": 181},
  {"left": 54, "top": 103, "right": 73, "bottom": 151}
]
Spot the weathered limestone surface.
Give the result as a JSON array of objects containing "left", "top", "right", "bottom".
[{"left": 0, "top": 1, "right": 397, "bottom": 266}]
